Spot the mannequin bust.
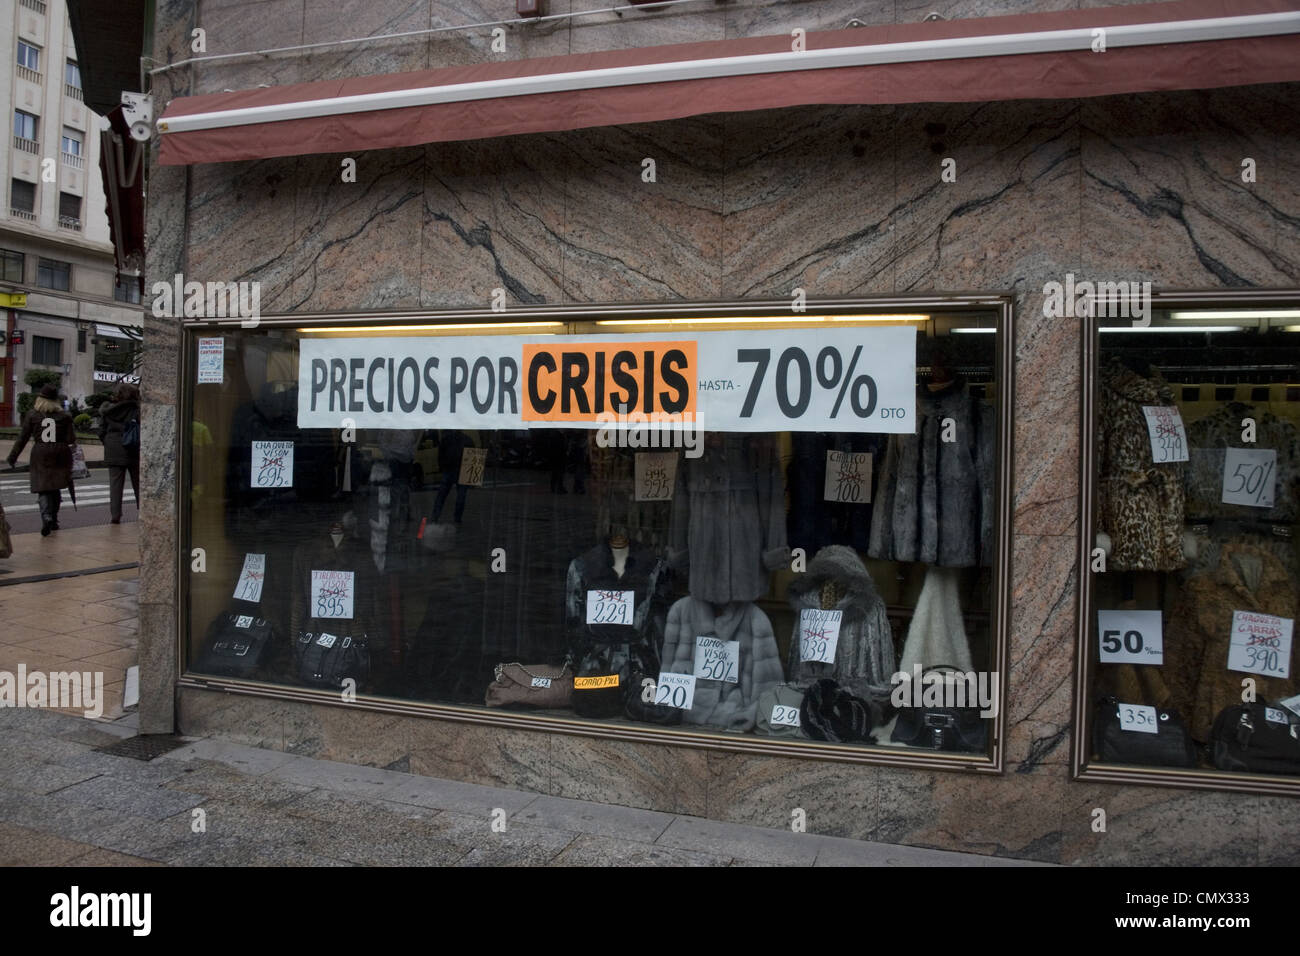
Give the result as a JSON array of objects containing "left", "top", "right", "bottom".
[
  {"left": 610, "top": 531, "right": 630, "bottom": 578},
  {"left": 329, "top": 521, "right": 345, "bottom": 550}
]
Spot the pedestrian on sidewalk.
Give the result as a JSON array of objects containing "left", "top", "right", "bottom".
[
  {"left": 97, "top": 383, "right": 141, "bottom": 524},
  {"left": 5, "top": 384, "right": 74, "bottom": 536}
]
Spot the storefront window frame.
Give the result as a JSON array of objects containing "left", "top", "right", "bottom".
[
  {"left": 175, "top": 295, "right": 1014, "bottom": 774},
  {"left": 1073, "top": 288, "right": 1300, "bottom": 797}
]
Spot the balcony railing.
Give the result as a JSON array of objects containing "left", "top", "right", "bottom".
[
  {"left": 16, "top": 65, "right": 41, "bottom": 84},
  {"left": 13, "top": 136, "right": 38, "bottom": 154},
  {"left": 20, "top": 0, "right": 47, "bottom": 13},
  {"left": 10, "top": 208, "right": 36, "bottom": 222},
  {"left": 61, "top": 151, "right": 83, "bottom": 170},
  {"left": 65, "top": 83, "right": 82, "bottom": 101},
  {"left": 57, "top": 215, "right": 81, "bottom": 231}
]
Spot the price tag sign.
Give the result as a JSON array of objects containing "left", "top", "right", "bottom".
[
  {"left": 771, "top": 704, "right": 801, "bottom": 728},
  {"left": 1097, "top": 610, "right": 1164, "bottom": 665},
  {"left": 197, "top": 337, "right": 224, "bottom": 384},
  {"left": 824, "top": 451, "right": 871, "bottom": 504},
  {"left": 1141, "top": 406, "right": 1189, "bottom": 463},
  {"left": 655, "top": 672, "right": 696, "bottom": 710},
  {"left": 694, "top": 637, "right": 740, "bottom": 683},
  {"left": 1116, "top": 702, "right": 1159, "bottom": 734},
  {"left": 1265, "top": 707, "right": 1289, "bottom": 725},
  {"left": 530, "top": 677, "right": 552, "bottom": 689},
  {"left": 798, "top": 608, "right": 843, "bottom": 664},
  {"left": 234, "top": 615, "right": 254, "bottom": 629},
  {"left": 634, "top": 452, "right": 678, "bottom": 501},
  {"left": 251, "top": 441, "right": 294, "bottom": 488},
  {"left": 1280, "top": 693, "right": 1300, "bottom": 719},
  {"left": 586, "top": 590, "right": 635, "bottom": 625},
  {"left": 574, "top": 675, "right": 619, "bottom": 690},
  {"left": 1221, "top": 448, "right": 1277, "bottom": 508},
  {"left": 310, "top": 570, "right": 355, "bottom": 619},
  {"left": 232, "top": 553, "right": 266, "bottom": 603},
  {"left": 458, "top": 446, "right": 486, "bottom": 486},
  {"left": 1227, "top": 610, "right": 1292, "bottom": 678}
]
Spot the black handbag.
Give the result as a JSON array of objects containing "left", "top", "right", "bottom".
[
  {"left": 803, "top": 679, "right": 878, "bottom": 744},
  {"left": 294, "top": 630, "right": 370, "bottom": 689},
  {"left": 571, "top": 643, "right": 632, "bottom": 718},
  {"left": 1093, "top": 697, "right": 1196, "bottom": 768},
  {"left": 1210, "top": 702, "right": 1300, "bottom": 775},
  {"left": 624, "top": 668, "right": 684, "bottom": 726},
  {"left": 193, "top": 611, "right": 275, "bottom": 679},
  {"left": 889, "top": 666, "right": 986, "bottom": 752}
]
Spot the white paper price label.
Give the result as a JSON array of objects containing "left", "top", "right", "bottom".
[
  {"left": 771, "top": 704, "right": 801, "bottom": 728},
  {"left": 1265, "top": 707, "right": 1289, "bottom": 725},
  {"left": 234, "top": 615, "right": 253, "bottom": 629},
  {"left": 458, "top": 446, "right": 486, "bottom": 486},
  {"left": 798, "top": 608, "right": 843, "bottom": 664},
  {"left": 824, "top": 450, "right": 871, "bottom": 504},
  {"left": 310, "top": 570, "right": 355, "bottom": 619},
  {"left": 634, "top": 451, "right": 678, "bottom": 501},
  {"left": 586, "top": 589, "right": 635, "bottom": 625},
  {"left": 530, "top": 677, "right": 552, "bottom": 689},
  {"left": 1227, "top": 610, "right": 1292, "bottom": 678},
  {"left": 316, "top": 633, "right": 337, "bottom": 648},
  {"left": 1117, "top": 702, "right": 1159, "bottom": 734},
  {"left": 233, "top": 553, "right": 266, "bottom": 603},
  {"left": 1221, "top": 447, "right": 1277, "bottom": 509},
  {"left": 1097, "top": 610, "right": 1164, "bottom": 665},
  {"left": 694, "top": 637, "right": 740, "bottom": 683},
  {"left": 197, "top": 337, "right": 224, "bottom": 384},
  {"left": 251, "top": 441, "right": 294, "bottom": 488},
  {"left": 655, "top": 672, "right": 696, "bottom": 710},
  {"left": 1141, "top": 406, "right": 1189, "bottom": 464},
  {"left": 1280, "top": 694, "right": 1300, "bottom": 718}
]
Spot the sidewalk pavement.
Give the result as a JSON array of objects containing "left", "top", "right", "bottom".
[{"left": 0, "top": 707, "right": 1048, "bottom": 867}]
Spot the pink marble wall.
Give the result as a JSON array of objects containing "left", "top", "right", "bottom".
[{"left": 145, "top": 0, "right": 1300, "bottom": 863}]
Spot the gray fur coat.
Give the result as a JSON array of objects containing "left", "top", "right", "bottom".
[
  {"left": 786, "top": 545, "right": 896, "bottom": 702},
  {"left": 660, "top": 596, "right": 784, "bottom": 732}
]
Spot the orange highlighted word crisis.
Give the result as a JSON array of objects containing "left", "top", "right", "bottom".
[{"left": 521, "top": 341, "right": 697, "bottom": 423}]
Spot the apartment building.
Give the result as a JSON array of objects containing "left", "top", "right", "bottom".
[{"left": 0, "top": 0, "right": 141, "bottom": 425}]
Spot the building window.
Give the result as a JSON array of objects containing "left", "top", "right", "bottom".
[
  {"left": 32, "top": 334, "right": 61, "bottom": 366},
  {"left": 10, "top": 179, "right": 36, "bottom": 219},
  {"left": 60, "top": 128, "right": 81, "bottom": 156},
  {"left": 13, "top": 110, "right": 38, "bottom": 147},
  {"left": 0, "top": 249, "right": 22, "bottom": 282},
  {"left": 57, "top": 192, "right": 81, "bottom": 231},
  {"left": 37, "top": 257, "right": 70, "bottom": 291},
  {"left": 16, "top": 41, "right": 40, "bottom": 73},
  {"left": 114, "top": 281, "right": 142, "bottom": 304},
  {"left": 77, "top": 329, "right": 86, "bottom": 353},
  {"left": 64, "top": 60, "right": 81, "bottom": 101}
]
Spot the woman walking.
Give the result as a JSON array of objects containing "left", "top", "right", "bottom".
[
  {"left": 97, "top": 383, "right": 141, "bottom": 524},
  {"left": 5, "top": 383, "right": 74, "bottom": 536}
]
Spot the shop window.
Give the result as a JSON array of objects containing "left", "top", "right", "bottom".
[
  {"left": 1079, "top": 300, "right": 1300, "bottom": 792},
  {"left": 32, "top": 334, "right": 61, "bottom": 366},
  {"left": 37, "top": 257, "right": 70, "bottom": 290},
  {"left": 182, "top": 303, "right": 1011, "bottom": 768},
  {"left": 0, "top": 248, "right": 23, "bottom": 282}
]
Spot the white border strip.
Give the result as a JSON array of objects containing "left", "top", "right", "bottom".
[{"left": 159, "top": 12, "right": 1300, "bottom": 134}]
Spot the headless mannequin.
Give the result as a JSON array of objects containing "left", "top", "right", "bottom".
[{"left": 610, "top": 532, "right": 630, "bottom": 579}]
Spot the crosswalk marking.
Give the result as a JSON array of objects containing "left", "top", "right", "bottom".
[{"left": 2, "top": 476, "right": 126, "bottom": 513}]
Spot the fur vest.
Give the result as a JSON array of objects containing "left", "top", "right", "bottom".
[{"left": 898, "top": 566, "right": 974, "bottom": 674}]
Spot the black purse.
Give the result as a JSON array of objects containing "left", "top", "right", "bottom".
[
  {"left": 624, "top": 668, "right": 684, "bottom": 726},
  {"left": 1093, "top": 697, "right": 1196, "bottom": 768},
  {"left": 193, "top": 611, "right": 275, "bottom": 679},
  {"left": 294, "top": 630, "right": 370, "bottom": 689},
  {"left": 889, "top": 666, "right": 986, "bottom": 752},
  {"left": 1210, "top": 702, "right": 1300, "bottom": 775}
]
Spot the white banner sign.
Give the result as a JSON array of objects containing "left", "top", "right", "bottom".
[{"left": 297, "top": 327, "right": 917, "bottom": 433}]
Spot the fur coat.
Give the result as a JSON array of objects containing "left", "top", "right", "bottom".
[
  {"left": 564, "top": 542, "right": 670, "bottom": 659},
  {"left": 897, "top": 565, "right": 974, "bottom": 674},
  {"left": 660, "top": 596, "right": 785, "bottom": 732},
  {"left": 786, "top": 545, "right": 896, "bottom": 702},
  {"left": 1184, "top": 401, "right": 1300, "bottom": 524},
  {"left": 7, "top": 397, "right": 74, "bottom": 493}
]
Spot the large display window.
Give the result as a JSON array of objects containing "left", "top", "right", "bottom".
[
  {"left": 1077, "top": 294, "right": 1300, "bottom": 794},
  {"left": 179, "top": 300, "right": 1012, "bottom": 769}
]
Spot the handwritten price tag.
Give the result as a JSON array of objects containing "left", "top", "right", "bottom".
[
  {"left": 234, "top": 615, "right": 254, "bottom": 629},
  {"left": 1221, "top": 447, "right": 1277, "bottom": 508},
  {"left": 655, "top": 672, "right": 696, "bottom": 710},
  {"left": 232, "top": 553, "right": 267, "bottom": 603},
  {"left": 251, "top": 441, "right": 293, "bottom": 488},
  {"left": 771, "top": 704, "right": 801, "bottom": 728},
  {"left": 1280, "top": 694, "right": 1300, "bottom": 719},
  {"left": 1265, "top": 707, "right": 1289, "bottom": 725},
  {"left": 586, "top": 590, "right": 634, "bottom": 625},
  {"left": 799, "top": 608, "right": 843, "bottom": 664},
  {"left": 634, "top": 452, "right": 678, "bottom": 502},
  {"left": 1141, "top": 406, "right": 1189, "bottom": 464},
  {"left": 694, "top": 636, "right": 740, "bottom": 683},
  {"left": 458, "top": 446, "right": 486, "bottom": 486},
  {"left": 1227, "top": 610, "right": 1292, "bottom": 678},
  {"left": 530, "top": 677, "right": 552, "bottom": 689},
  {"left": 1097, "top": 609, "right": 1164, "bottom": 665},
  {"left": 1117, "top": 702, "right": 1159, "bottom": 734},
  {"left": 824, "top": 451, "right": 871, "bottom": 504},
  {"left": 310, "top": 570, "right": 355, "bottom": 619}
]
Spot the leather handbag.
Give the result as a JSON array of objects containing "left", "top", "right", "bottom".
[
  {"left": 1210, "top": 702, "right": 1300, "bottom": 775},
  {"left": 889, "top": 665, "right": 986, "bottom": 752},
  {"left": 572, "top": 643, "right": 634, "bottom": 718},
  {"left": 193, "top": 611, "right": 275, "bottom": 679},
  {"left": 1093, "top": 697, "right": 1196, "bottom": 768},
  {"left": 485, "top": 662, "right": 573, "bottom": 709},
  {"left": 294, "top": 630, "right": 370, "bottom": 689},
  {"left": 623, "top": 668, "right": 683, "bottom": 726}
]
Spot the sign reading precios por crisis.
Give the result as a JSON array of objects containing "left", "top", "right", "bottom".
[{"left": 296, "top": 327, "right": 916, "bottom": 432}]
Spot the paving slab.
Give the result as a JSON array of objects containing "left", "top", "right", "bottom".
[
  {"left": 55, "top": 774, "right": 207, "bottom": 821},
  {"left": 654, "top": 816, "right": 821, "bottom": 866},
  {"left": 161, "top": 737, "right": 300, "bottom": 775},
  {"left": 549, "top": 833, "right": 733, "bottom": 867},
  {"left": 0, "top": 821, "right": 96, "bottom": 866}
]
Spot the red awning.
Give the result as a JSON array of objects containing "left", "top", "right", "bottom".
[{"left": 157, "top": 0, "right": 1300, "bottom": 166}]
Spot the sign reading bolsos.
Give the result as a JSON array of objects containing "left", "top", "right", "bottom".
[{"left": 296, "top": 327, "right": 917, "bottom": 433}]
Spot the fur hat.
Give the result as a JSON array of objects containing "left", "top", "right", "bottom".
[{"left": 800, "top": 679, "right": 879, "bottom": 743}]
